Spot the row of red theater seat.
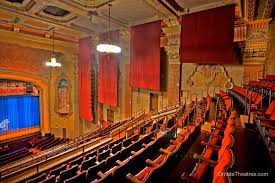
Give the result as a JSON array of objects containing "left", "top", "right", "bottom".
[
  {"left": 25, "top": 119, "right": 166, "bottom": 183},
  {"left": 182, "top": 92, "right": 235, "bottom": 183},
  {"left": 0, "top": 147, "right": 32, "bottom": 166},
  {"left": 216, "top": 90, "right": 232, "bottom": 113},
  {"left": 254, "top": 100, "right": 275, "bottom": 159},
  {"left": 126, "top": 99, "right": 210, "bottom": 182},
  {"left": 0, "top": 144, "right": 9, "bottom": 154},
  {"left": 259, "top": 75, "right": 275, "bottom": 83},
  {"left": 247, "top": 81, "right": 275, "bottom": 90},
  {"left": 25, "top": 100, "right": 206, "bottom": 183},
  {"left": 229, "top": 86, "right": 262, "bottom": 111},
  {"left": 245, "top": 81, "right": 275, "bottom": 100}
]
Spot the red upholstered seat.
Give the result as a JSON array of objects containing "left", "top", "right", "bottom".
[
  {"left": 191, "top": 163, "right": 208, "bottom": 182},
  {"left": 136, "top": 166, "right": 154, "bottom": 181},
  {"left": 212, "top": 149, "right": 234, "bottom": 183}
]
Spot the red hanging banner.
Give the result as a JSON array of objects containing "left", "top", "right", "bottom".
[
  {"left": 180, "top": 5, "right": 235, "bottom": 64},
  {"left": 130, "top": 21, "right": 161, "bottom": 91},
  {"left": 78, "top": 37, "right": 92, "bottom": 122},
  {"left": 98, "top": 31, "right": 118, "bottom": 107}
]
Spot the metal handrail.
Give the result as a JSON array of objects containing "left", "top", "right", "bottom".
[
  {"left": 242, "top": 75, "right": 250, "bottom": 85},
  {"left": 257, "top": 70, "right": 267, "bottom": 80},
  {"left": 0, "top": 109, "right": 146, "bottom": 177}
]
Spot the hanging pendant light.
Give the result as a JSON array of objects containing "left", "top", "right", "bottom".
[
  {"left": 46, "top": 30, "right": 62, "bottom": 67},
  {"left": 96, "top": 4, "right": 121, "bottom": 54}
]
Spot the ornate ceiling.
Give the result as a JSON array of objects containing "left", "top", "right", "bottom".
[{"left": 0, "top": 0, "right": 273, "bottom": 42}]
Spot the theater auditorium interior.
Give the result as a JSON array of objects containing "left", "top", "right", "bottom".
[{"left": 0, "top": 0, "right": 275, "bottom": 182}]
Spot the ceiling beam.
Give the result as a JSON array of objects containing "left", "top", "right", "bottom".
[{"left": 157, "top": 0, "right": 179, "bottom": 17}]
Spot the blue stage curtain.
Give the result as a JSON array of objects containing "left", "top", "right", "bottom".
[{"left": 0, "top": 95, "right": 40, "bottom": 134}]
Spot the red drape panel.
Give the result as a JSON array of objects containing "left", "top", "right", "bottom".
[
  {"left": 130, "top": 21, "right": 161, "bottom": 91},
  {"left": 98, "top": 31, "right": 118, "bottom": 107},
  {"left": 78, "top": 37, "right": 92, "bottom": 122},
  {"left": 98, "top": 54, "right": 118, "bottom": 107},
  {"left": 180, "top": 5, "right": 235, "bottom": 64}
]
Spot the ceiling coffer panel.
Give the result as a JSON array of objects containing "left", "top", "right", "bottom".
[
  {"left": 43, "top": 5, "right": 70, "bottom": 17},
  {"left": 35, "top": 4, "right": 77, "bottom": 23}
]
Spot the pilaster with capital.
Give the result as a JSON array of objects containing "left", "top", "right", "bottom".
[{"left": 162, "top": 24, "right": 181, "bottom": 105}]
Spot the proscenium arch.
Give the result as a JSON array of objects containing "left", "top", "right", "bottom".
[{"left": 0, "top": 70, "right": 50, "bottom": 134}]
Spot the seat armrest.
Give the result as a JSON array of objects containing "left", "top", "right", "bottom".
[
  {"left": 116, "top": 160, "right": 123, "bottom": 166},
  {"left": 159, "top": 148, "right": 172, "bottom": 155},
  {"left": 146, "top": 159, "right": 157, "bottom": 167},
  {"left": 97, "top": 171, "right": 105, "bottom": 178},
  {"left": 193, "top": 153, "right": 217, "bottom": 167},
  {"left": 201, "top": 141, "right": 220, "bottom": 151},
  {"left": 131, "top": 151, "right": 138, "bottom": 155},
  {"left": 126, "top": 173, "right": 140, "bottom": 183},
  {"left": 142, "top": 143, "right": 148, "bottom": 147}
]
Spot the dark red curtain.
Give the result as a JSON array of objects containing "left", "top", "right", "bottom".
[
  {"left": 130, "top": 21, "right": 161, "bottom": 91},
  {"left": 98, "top": 54, "right": 118, "bottom": 107},
  {"left": 180, "top": 5, "right": 235, "bottom": 64},
  {"left": 78, "top": 37, "right": 92, "bottom": 122},
  {"left": 98, "top": 31, "right": 118, "bottom": 107}
]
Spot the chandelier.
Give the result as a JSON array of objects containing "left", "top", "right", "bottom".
[
  {"left": 96, "top": 4, "right": 121, "bottom": 54},
  {"left": 46, "top": 30, "right": 62, "bottom": 67}
]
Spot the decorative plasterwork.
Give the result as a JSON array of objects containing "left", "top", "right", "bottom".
[
  {"left": 247, "top": 0, "right": 256, "bottom": 21},
  {"left": 183, "top": 65, "right": 233, "bottom": 101},
  {"left": 262, "top": 0, "right": 274, "bottom": 19},
  {"left": 187, "top": 65, "right": 233, "bottom": 89},
  {"left": 68, "top": 0, "right": 114, "bottom": 9},
  {"left": 243, "top": 19, "right": 272, "bottom": 64},
  {"left": 162, "top": 25, "right": 180, "bottom": 62},
  {"left": 137, "top": 0, "right": 176, "bottom": 19},
  {"left": 55, "top": 73, "right": 73, "bottom": 118},
  {"left": 0, "top": 0, "right": 36, "bottom": 12}
]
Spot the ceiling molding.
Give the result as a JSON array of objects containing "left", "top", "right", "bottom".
[
  {"left": 137, "top": 0, "right": 177, "bottom": 19},
  {"left": 179, "top": 0, "right": 237, "bottom": 15}
]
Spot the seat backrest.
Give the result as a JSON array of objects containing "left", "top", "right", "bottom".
[
  {"left": 70, "top": 156, "right": 83, "bottom": 167},
  {"left": 59, "top": 165, "right": 78, "bottom": 182},
  {"left": 98, "top": 149, "right": 110, "bottom": 162},
  {"left": 213, "top": 149, "right": 234, "bottom": 183},
  {"left": 40, "top": 175, "right": 56, "bottom": 183},
  {"left": 98, "top": 144, "right": 109, "bottom": 154},
  {"left": 270, "top": 110, "right": 275, "bottom": 120},
  {"left": 218, "top": 135, "right": 234, "bottom": 160},
  {"left": 131, "top": 134, "right": 140, "bottom": 142},
  {"left": 111, "top": 142, "right": 121, "bottom": 154},
  {"left": 81, "top": 156, "right": 96, "bottom": 170},
  {"left": 105, "top": 151, "right": 120, "bottom": 170},
  {"left": 64, "top": 170, "right": 87, "bottom": 183},
  {"left": 87, "top": 161, "right": 105, "bottom": 181},
  {"left": 265, "top": 101, "right": 275, "bottom": 115},
  {"left": 25, "top": 173, "right": 46, "bottom": 183},
  {"left": 86, "top": 150, "right": 97, "bottom": 159},
  {"left": 122, "top": 138, "right": 132, "bottom": 148},
  {"left": 49, "top": 164, "right": 67, "bottom": 176}
]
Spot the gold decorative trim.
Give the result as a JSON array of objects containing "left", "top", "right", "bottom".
[{"left": 55, "top": 73, "right": 73, "bottom": 118}]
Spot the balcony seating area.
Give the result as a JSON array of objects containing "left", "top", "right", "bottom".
[
  {"left": 182, "top": 93, "right": 235, "bottom": 183},
  {"left": 31, "top": 133, "right": 68, "bottom": 152},
  {"left": 0, "top": 147, "right": 32, "bottom": 166},
  {"left": 259, "top": 75, "right": 275, "bottom": 83},
  {"left": 24, "top": 98, "right": 209, "bottom": 183},
  {"left": 254, "top": 100, "right": 275, "bottom": 165}
]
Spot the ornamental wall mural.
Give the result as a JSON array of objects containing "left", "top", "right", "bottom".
[
  {"left": 184, "top": 65, "right": 233, "bottom": 101},
  {"left": 55, "top": 74, "right": 72, "bottom": 117}
]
